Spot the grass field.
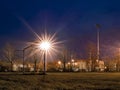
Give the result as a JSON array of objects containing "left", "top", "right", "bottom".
[{"left": 0, "top": 72, "right": 120, "bottom": 90}]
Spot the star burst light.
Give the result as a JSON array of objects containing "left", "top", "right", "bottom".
[
  {"left": 19, "top": 18, "right": 63, "bottom": 60},
  {"left": 31, "top": 32, "right": 62, "bottom": 60},
  {"left": 39, "top": 41, "right": 51, "bottom": 51}
]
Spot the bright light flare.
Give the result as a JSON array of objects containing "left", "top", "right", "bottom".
[
  {"left": 27, "top": 31, "right": 63, "bottom": 61},
  {"left": 68, "top": 62, "right": 70, "bottom": 65},
  {"left": 19, "top": 18, "right": 63, "bottom": 61},
  {"left": 39, "top": 41, "right": 51, "bottom": 51},
  {"left": 71, "top": 59, "right": 74, "bottom": 62},
  {"left": 74, "top": 62, "right": 78, "bottom": 66},
  {"left": 58, "top": 61, "right": 61, "bottom": 65},
  {"left": 30, "top": 31, "right": 63, "bottom": 61}
]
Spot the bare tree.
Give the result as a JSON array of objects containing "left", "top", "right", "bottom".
[
  {"left": 58, "top": 51, "right": 66, "bottom": 71},
  {"left": 86, "top": 41, "right": 97, "bottom": 71},
  {"left": 25, "top": 47, "right": 40, "bottom": 72},
  {"left": 58, "top": 47, "right": 70, "bottom": 72},
  {"left": 113, "top": 54, "right": 120, "bottom": 72},
  {"left": 33, "top": 54, "right": 38, "bottom": 72},
  {"left": 2, "top": 43, "right": 16, "bottom": 71}
]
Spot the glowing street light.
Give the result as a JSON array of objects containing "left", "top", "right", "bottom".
[
  {"left": 68, "top": 62, "right": 70, "bottom": 65},
  {"left": 67, "top": 62, "right": 71, "bottom": 71},
  {"left": 58, "top": 61, "right": 62, "bottom": 70},
  {"left": 74, "top": 62, "right": 78, "bottom": 66},
  {"left": 71, "top": 59, "right": 75, "bottom": 69},
  {"left": 36, "top": 32, "right": 61, "bottom": 74},
  {"left": 39, "top": 41, "right": 51, "bottom": 51},
  {"left": 58, "top": 61, "right": 61, "bottom": 65},
  {"left": 19, "top": 20, "right": 63, "bottom": 73},
  {"left": 71, "top": 59, "right": 74, "bottom": 62},
  {"left": 39, "top": 41, "right": 51, "bottom": 75},
  {"left": 28, "top": 31, "right": 62, "bottom": 74}
]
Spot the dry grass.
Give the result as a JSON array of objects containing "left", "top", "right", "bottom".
[{"left": 0, "top": 72, "right": 120, "bottom": 90}]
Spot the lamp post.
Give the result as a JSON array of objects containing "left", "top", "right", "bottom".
[
  {"left": 33, "top": 32, "right": 60, "bottom": 74},
  {"left": 16, "top": 45, "right": 33, "bottom": 74},
  {"left": 72, "top": 59, "right": 75, "bottom": 67},
  {"left": 58, "top": 61, "right": 61, "bottom": 71},
  {"left": 68, "top": 62, "right": 70, "bottom": 71},
  {"left": 96, "top": 24, "right": 101, "bottom": 61},
  {"left": 43, "top": 51, "right": 46, "bottom": 74},
  {"left": 71, "top": 59, "right": 75, "bottom": 71},
  {"left": 96, "top": 24, "right": 101, "bottom": 71},
  {"left": 39, "top": 41, "right": 51, "bottom": 75}
]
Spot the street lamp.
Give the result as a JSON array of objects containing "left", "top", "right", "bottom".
[
  {"left": 95, "top": 24, "right": 101, "bottom": 71},
  {"left": 58, "top": 61, "right": 61, "bottom": 65},
  {"left": 74, "top": 62, "right": 78, "bottom": 66},
  {"left": 71, "top": 59, "right": 74, "bottom": 62},
  {"left": 16, "top": 45, "right": 33, "bottom": 74},
  {"left": 39, "top": 41, "right": 51, "bottom": 75},
  {"left": 68, "top": 62, "right": 70, "bottom": 71},
  {"left": 71, "top": 59, "right": 75, "bottom": 70},
  {"left": 31, "top": 32, "right": 61, "bottom": 74},
  {"left": 58, "top": 61, "right": 61, "bottom": 71}
]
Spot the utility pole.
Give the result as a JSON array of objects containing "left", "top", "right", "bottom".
[
  {"left": 96, "top": 24, "right": 101, "bottom": 61},
  {"left": 95, "top": 24, "right": 101, "bottom": 71}
]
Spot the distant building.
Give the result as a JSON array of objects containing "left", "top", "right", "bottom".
[
  {"left": 77, "top": 60, "right": 87, "bottom": 71},
  {"left": 98, "top": 60, "right": 105, "bottom": 71},
  {"left": 12, "top": 63, "right": 37, "bottom": 72},
  {"left": 68, "top": 59, "right": 105, "bottom": 72}
]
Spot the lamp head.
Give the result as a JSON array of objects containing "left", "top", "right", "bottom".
[{"left": 39, "top": 41, "right": 51, "bottom": 51}]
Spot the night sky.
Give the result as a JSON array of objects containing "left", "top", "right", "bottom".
[{"left": 0, "top": 0, "right": 120, "bottom": 58}]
